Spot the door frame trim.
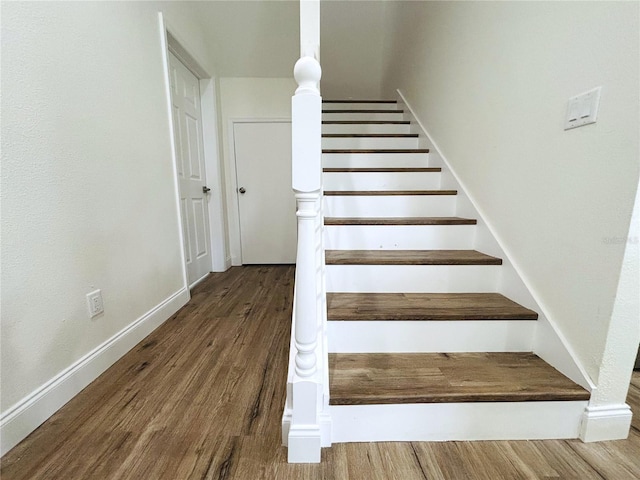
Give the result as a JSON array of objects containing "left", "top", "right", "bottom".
[
  {"left": 226, "top": 118, "right": 292, "bottom": 265},
  {"left": 158, "top": 13, "right": 229, "bottom": 284}
]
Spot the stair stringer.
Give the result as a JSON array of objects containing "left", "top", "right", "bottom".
[{"left": 396, "top": 89, "right": 595, "bottom": 393}]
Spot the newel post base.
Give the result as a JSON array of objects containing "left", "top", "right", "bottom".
[{"left": 287, "top": 380, "right": 322, "bottom": 463}]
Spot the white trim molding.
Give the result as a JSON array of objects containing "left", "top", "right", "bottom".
[
  {"left": 330, "top": 401, "right": 588, "bottom": 443},
  {"left": 579, "top": 404, "right": 633, "bottom": 442},
  {"left": 0, "top": 288, "right": 190, "bottom": 456}
]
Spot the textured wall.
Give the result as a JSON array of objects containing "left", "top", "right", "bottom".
[
  {"left": 1, "top": 1, "right": 211, "bottom": 411},
  {"left": 320, "top": 1, "right": 388, "bottom": 99},
  {"left": 381, "top": 1, "right": 639, "bottom": 385}
]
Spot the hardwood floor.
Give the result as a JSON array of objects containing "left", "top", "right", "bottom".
[{"left": 2, "top": 266, "right": 639, "bottom": 479}]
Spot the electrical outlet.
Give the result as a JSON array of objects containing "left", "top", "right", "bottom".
[{"left": 87, "top": 289, "right": 104, "bottom": 318}]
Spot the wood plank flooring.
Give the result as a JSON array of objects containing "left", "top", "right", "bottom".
[
  {"left": 329, "top": 353, "right": 590, "bottom": 405},
  {"left": 2, "top": 266, "right": 639, "bottom": 480},
  {"left": 327, "top": 292, "right": 538, "bottom": 321},
  {"left": 325, "top": 249, "right": 502, "bottom": 265}
]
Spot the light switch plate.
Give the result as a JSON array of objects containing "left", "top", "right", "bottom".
[{"left": 565, "top": 87, "right": 601, "bottom": 130}]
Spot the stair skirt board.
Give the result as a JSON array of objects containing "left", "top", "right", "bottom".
[
  {"left": 328, "top": 320, "right": 537, "bottom": 353},
  {"left": 324, "top": 225, "right": 475, "bottom": 250},
  {"left": 323, "top": 123, "right": 411, "bottom": 134},
  {"left": 323, "top": 153, "right": 429, "bottom": 169},
  {"left": 323, "top": 195, "right": 456, "bottom": 217},
  {"left": 326, "top": 265, "right": 500, "bottom": 293},
  {"left": 322, "top": 137, "right": 419, "bottom": 149},
  {"left": 323, "top": 171, "right": 442, "bottom": 191},
  {"left": 329, "top": 401, "right": 588, "bottom": 443}
]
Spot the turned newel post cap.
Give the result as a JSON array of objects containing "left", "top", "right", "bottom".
[{"left": 294, "top": 56, "right": 321, "bottom": 94}]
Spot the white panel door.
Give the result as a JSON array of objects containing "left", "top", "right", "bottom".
[
  {"left": 234, "top": 122, "right": 296, "bottom": 264},
  {"left": 169, "top": 52, "right": 212, "bottom": 285}
]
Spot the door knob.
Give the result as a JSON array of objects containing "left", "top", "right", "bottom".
[
  {"left": 239, "top": 187, "right": 246, "bottom": 194},
  {"left": 202, "top": 186, "right": 211, "bottom": 193}
]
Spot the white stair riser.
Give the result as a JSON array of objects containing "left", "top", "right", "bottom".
[
  {"left": 323, "top": 172, "right": 441, "bottom": 191},
  {"left": 329, "top": 401, "right": 587, "bottom": 443},
  {"left": 323, "top": 102, "right": 399, "bottom": 110},
  {"left": 324, "top": 195, "right": 456, "bottom": 217},
  {"left": 324, "top": 225, "right": 475, "bottom": 250},
  {"left": 323, "top": 153, "right": 429, "bottom": 169},
  {"left": 323, "top": 112, "right": 404, "bottom": 121},
  {"left": 323, "top": 124, "right": 411, "bottom": 135},
  {"left": 322, "top": 137, "right": 418, "bottom": 149},
  {"left": 327, "top": 320, "right": 536, "bottom": 353},
  {"left": 326, "top": 265, "right": 500, "bottom": 293}
]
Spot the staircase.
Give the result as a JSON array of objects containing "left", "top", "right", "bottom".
[{"left": 319, "top": 99, "right": 590, "bottom": 443}]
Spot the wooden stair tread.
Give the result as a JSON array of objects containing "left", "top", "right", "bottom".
[
  {"left": 323, "top": 100, "right": 397, "bottom": 104},
  {"left": 325, "top": 250, "right": 502, "bottom": 265},
  {"left": 323, "top": 109, "right": 404, "bottom": 114},
  {"left": 329, "top": 352, "right": 591, "bottom": 405},
  {"left": 327, "top": 293, "right": 538, "bottom": 321},
  {"left": 323, "top": 167, "right": 441, "bottom": 173},
  {"left": 324, "top": 190, "right": 455, "bottom": 196},
  {"left": 323, "top": 121, "right": 410, "bottom": 125},
  {"left": 322, "top": 134, "right": 418, "bottom": 138},
  {"left": 324, "top": 217, "right": 477, "bottom": 226},
  {"left": 323, "top": 149, "right": 429, "bottom": 154}
]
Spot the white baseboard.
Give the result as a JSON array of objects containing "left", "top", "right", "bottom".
[
  {"left": 330, "top": 401, "right": 588, "bottom": 443},
  {"left": 0, "top": 287, "right": 190, "bottom": 456},
  {"left": 579, "top": 404, "right": 633, "bottom": 442}
]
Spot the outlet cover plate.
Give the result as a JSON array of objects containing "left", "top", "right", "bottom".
[{"left": 87, "top": 290, "right": 104, "bottom": 318}]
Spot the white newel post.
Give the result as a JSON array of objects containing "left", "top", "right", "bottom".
[{"left": 287, "top": 56, "right": 324, "bottom": 463}]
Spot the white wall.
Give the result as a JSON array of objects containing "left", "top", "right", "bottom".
[
  {"left": 590, "top": 179, "right": 640, "bottom": 406},
  {"left": 320, "top": 1, "right": 387, "bottom": 99},
  {"left": 195, "top": 0, "right": 299, "bottom": 77},
  {"left": 217, "top": 77, "right": 296, "bottom": 265},
  {"left": 0, "top": 0, "right": 214, "bottom": 452},
  {"left": 381, "top": 1, "right": 639, "bottom": 385}
]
